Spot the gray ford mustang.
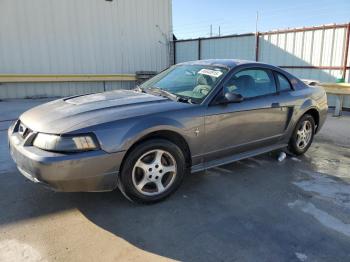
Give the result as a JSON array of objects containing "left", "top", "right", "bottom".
[{"left": 8, "top": 59, "right": 328, "bottom": 203}]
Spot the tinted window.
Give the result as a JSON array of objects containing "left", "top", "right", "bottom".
[
  {"left": 224, "top": 69, "right": 276, "bottom": 98},
  {"left": 277, "top": 73, "right": 292, "bottom": 91}
]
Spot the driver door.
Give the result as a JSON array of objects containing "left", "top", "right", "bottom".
[{"left": 203, "top": 67, "right": 289, "bottom": 162}]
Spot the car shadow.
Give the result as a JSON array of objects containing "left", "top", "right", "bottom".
[
  {"left": 1, "top": 148, "right": 350, "bottom": 261},
  {"left": 76, "top": 151, "right": 350, "bottom": 261}
]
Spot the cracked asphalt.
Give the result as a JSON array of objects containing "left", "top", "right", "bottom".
[{"left": 0, "top": 99, "right": 350, "bottom": 262}]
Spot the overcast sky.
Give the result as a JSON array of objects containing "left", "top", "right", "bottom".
[{"left": 172, "top": 0, "right": 350, "bottom": 39}]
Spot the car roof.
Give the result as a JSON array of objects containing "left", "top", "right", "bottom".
[{"left": 178, "top": 59, "right": 270, "bottom": 69}]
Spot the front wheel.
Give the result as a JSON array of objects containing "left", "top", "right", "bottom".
[
  {"left": 288, "top": 114, "right": 315, "bottom": 155},
  {"left": 118, "top": 139, "right": 186, "bottom": 204}
]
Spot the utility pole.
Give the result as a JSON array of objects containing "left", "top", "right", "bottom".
[
  {"left": 218, "top": 26, "right": 221, "bottom": 36},
  {"left": 255, "top": 11, "right": 259, "bottom": 33},
  {"left": 210, "top": 24, "right": 212, "bottom": 37}
]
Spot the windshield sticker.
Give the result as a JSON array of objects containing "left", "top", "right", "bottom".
[{"left": 198, "top": 69, "right": 223, "bottom": 78}]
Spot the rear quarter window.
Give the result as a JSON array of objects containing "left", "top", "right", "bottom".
[{"left": 277, "top": 73, "right": 292, "bottom": 91}]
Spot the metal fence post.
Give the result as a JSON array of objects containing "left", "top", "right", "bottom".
[
  {"left": 173, "top": 40, "right": 176, "bottom": 64},
  {"left": 342, "top": 23, "right": 350, "bottom": 80},
  {"left": 255, "top": 32, "right": 260, "bottom": 61},
  {"left": 198, "top": 38, "right": 201, "bottom": 60}
]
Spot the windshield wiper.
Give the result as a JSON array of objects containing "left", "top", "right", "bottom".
[
  {"left": 134, "top": 85, "right": 146, "bottom": 93},
  {"left": 159, "top": 89, "right": 179, "bottom": 101},
  {"left": 176, "top": 95, "right": 193, "bottom": 104},
  {"left": 176, "top": 94, "right": 201, "bottom": 104},
  {"left": 147, "top": 87, "right": 178, "bottom": 101},
  {"left": 146, "top": 87, "right": 198, "bottom": 104},
  {"left": 159, "top": 91, "right": 197, "bottom": 104}
]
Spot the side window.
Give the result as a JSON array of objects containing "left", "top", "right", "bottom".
[
  {"left": 277, "top": 73, "right": 292, "bottom": 91},
  {"left": 224, "top": 68, "right": 276, "bottom": 98}
]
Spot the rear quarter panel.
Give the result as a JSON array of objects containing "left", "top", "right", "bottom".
[{"left": 282, "top": 85, "right": 327, "bottom": 142}]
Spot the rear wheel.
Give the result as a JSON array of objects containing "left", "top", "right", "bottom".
[
  {"left": 288, "top": 114, "right": 315, "bottom": 155},
  {"left": 118, "top": 139, "right": 186, "bottom": 204}
]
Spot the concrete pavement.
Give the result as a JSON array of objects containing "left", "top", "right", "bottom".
[{"left": 0, "top": 99, "right": 350, "bottom": 262}]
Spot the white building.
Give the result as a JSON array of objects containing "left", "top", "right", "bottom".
[{"left": 0, "top": 0, "right": 173, "bottom": 98}]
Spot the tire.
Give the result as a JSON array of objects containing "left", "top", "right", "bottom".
[
  {"left": 118, "top": 139, "right": 186, "bottom": 204},
  {"left": 288, "top": 114, "right": 315, "bottom": 155}
]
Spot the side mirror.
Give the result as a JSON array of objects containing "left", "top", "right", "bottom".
[
  {"left": 225, "top": 92, "right": 243, "bottom": 103},
  {"left": 215, "top": 91, "right": 243, "bottom": 104}
]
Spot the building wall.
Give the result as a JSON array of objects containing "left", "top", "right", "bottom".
[
  {"left": 0, "top": 0, "right": 172, "bottom": 98},
  {"left": 0, "top": 81, "right": 135, "bottom": 99}
]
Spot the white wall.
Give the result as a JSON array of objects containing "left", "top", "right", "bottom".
[
  {"left": 0, "top": 0, "right": 172, "bottom": 98},
  {"left": 201, "top": 36, "right": 255, "bottom": 60},
  {"left": 259, "top": 27, "right": 348, "bottom": 82},
  {"left": 174, "top": 25, "right": 350, "bottom": 108},
  {"left": 0, "top": 0, "right": 172, "bottom": 74},
  {"left": 175, "top": 41, "right": 198, "bottom": 63}
]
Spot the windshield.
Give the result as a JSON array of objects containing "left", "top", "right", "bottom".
[{"left": 140, "top": 65, "right": 228, "bottom": 103}]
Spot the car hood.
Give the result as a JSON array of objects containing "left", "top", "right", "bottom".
[{"left": 20, "top": 90, "right": 185, "bottom": 134}]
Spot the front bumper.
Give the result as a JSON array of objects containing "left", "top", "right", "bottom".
[{"left": 8, "top": 123, "right": 125, "bottom": 192}]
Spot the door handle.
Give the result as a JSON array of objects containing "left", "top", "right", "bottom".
[{"left": 271, "top": 102, "right": 280, "bottom": 108}]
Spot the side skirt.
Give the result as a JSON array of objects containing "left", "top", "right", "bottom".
[{"left": 191, "top": 144, "right": 287, "bottom": 173}]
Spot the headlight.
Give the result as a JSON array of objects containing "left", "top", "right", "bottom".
[{"left": 33, "top": 133, "right": 99, "bottom": 152}]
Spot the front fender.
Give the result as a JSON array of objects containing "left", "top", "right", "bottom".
[
  {"left": 93, "top": 115, "right": 192, "bottom": 153},
  {"left": 120, "top": 116, "right": 187, "bottom": 151},
  {"left": 92, "top": 105, "right": 205, "bottom": 158}
]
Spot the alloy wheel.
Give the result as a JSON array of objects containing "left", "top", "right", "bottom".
[
  {"left": 132, "top": 149, "right": 177, "bottom": 196},
  {"left": 296, "top": 120, "right": 313, "bottom": 150}
]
